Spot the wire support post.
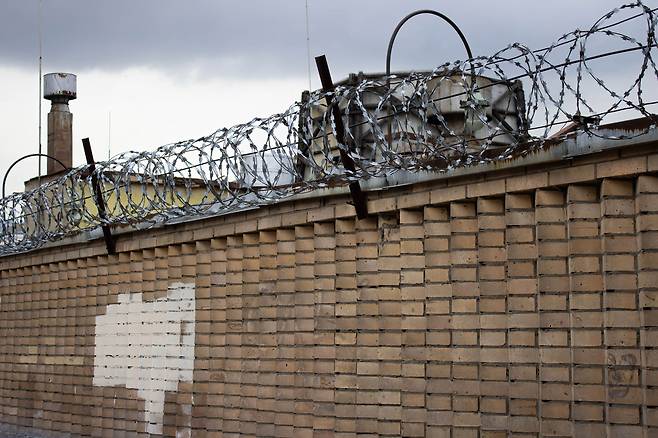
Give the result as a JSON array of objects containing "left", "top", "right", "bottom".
[
  {"left": 315, "top": 54, "right": 369, "bottom": 219},
  {"left": 82, "top": 138, "right": 116, "bottom": 255}
]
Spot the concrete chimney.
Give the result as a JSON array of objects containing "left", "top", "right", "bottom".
[{"left": 44, "top": 73, "right": 76, "bottom": 175}]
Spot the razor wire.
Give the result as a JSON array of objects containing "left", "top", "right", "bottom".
[{"left": 1, "top": 0, "right": 657, "bottom": 256}]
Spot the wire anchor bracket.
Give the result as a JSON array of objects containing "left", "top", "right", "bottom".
[{"left": 315, "top": 54, "right": 369, "bottom": 219}]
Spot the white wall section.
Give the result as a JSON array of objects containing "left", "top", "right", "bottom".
[{"left": 92, "top": 282, "right": 195, "bottom": 435}]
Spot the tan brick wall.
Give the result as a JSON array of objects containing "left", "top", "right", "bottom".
[{"left": 0, "top": 146, "right": 657, "bottom": 437}]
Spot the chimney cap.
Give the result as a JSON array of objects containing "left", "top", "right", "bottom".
[{"left": 44, "top": 72, "right": 77, "bottom": 101}]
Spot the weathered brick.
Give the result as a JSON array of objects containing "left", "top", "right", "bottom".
[
  {"left": 549, "top": 165, "right": 596, "bottom": 186},
  {"left": 467, "top": 179, "right": 506, "bottom": 198},
  {"left": 506, "top": 172, "right": 549, "bottom": 193},
  {"left": 597, "top": 156, "right": 647, "bottom": 178},
  {"left": 601, "top": 178, "right": 634, "bottom": 197},
  {"left": 430, "top": 185, "right": 467, "bottom": 205}
]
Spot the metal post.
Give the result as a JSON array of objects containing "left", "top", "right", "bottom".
[
  {"left": 315, "top": 55, "right": 368, "bottom": 219},
  {"left": 82, "top": 138, "right": 116, "bottom": 254}
]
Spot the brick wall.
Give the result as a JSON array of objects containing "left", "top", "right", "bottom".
[{"left": 0, "top": 145, "right": 657, "bottom": 437}]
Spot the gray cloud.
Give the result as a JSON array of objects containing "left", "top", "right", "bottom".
[{"left": 0, "top": 0, "right": 635, "bottom": 81}]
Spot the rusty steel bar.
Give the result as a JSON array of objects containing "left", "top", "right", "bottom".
[
  {"left": 315, "top": 54, "right": 369, "bottom": 219},
  {"left": 82, "top": 138, "right": 116, "bottom": 254}
]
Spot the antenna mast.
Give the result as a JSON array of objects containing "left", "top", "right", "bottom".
[
  {"left": 37, "top": 0, "right": 43, "bottom": 180},
  {"left": 108, "top": 112, "right": 112, "bottom": 160},
  {"left": 305, "top": 0, "right": 312, "bottom": 91}
]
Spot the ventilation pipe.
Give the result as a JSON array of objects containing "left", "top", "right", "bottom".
[{"left": 44, "top": 73, "right": 76, "bottom": 175}]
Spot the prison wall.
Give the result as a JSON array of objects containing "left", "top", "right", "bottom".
[{"left": 0, "top": 144, "right": 657, "bottom": 437}]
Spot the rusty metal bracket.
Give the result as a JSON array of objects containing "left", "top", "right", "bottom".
[
  {"left": 82, "top": 138, "right": 116, "bottom": 254},
  {"left": 315, "top": 55, "right": 369, "bottom": 219}
]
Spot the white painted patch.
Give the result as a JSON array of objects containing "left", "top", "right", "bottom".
[{"left": 93, "top": 282, "right": 195, "bottom": 435}]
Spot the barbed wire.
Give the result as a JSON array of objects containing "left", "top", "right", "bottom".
[{"left": 1, "top": 0, "right": 657, "bottom": 256}]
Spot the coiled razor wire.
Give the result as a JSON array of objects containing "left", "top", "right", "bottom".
[{"left": 1, "top": 0, "right": 657, "bottom": 255}]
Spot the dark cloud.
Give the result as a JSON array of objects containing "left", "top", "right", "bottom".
[{"left": 0, "top": 0, "right": 641, "bottom": 81}]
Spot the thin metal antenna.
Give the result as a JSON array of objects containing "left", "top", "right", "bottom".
[
  {"left": 108, "top": 111, "right": 112, "bottom": 160},
  {"left": 304, "top": 0, "right": 312, "bottom": 91},
  {"left": 37, "top": 0, "right": 43, "bottom": 180}
]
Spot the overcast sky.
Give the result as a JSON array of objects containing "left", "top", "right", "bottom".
[{"left": 0, "top": 0, "right": 647, "bottom": 194}]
